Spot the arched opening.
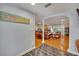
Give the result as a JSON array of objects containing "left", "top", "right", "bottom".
[{"left": 42, "top": 16, "right": 69, "bottom": 52}]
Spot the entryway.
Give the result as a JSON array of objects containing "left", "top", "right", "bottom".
[
  {"left": 44, "top": 16, "right": 69, "bottom": 52},
  {"left": 35, "top": 15, "right": 69, "bottom": 52}
]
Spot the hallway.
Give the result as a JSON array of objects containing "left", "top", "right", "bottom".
[{"left": 0, "top": 3, "right": 79, "bottom": 56}]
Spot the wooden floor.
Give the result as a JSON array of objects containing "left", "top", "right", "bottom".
[{"left": 35, "top": 35, "right": 69, "bottom": 52}]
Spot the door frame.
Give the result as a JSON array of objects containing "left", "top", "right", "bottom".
[{"left": 42, "top": 13, "right": 70, "bottom": 51}]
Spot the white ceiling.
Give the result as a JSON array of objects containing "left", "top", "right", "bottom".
[
  {"left": 1, "top": 3, "right": 79, "bottom": 24},
  {"left": 8, "top": 3, "right": 79, "bottom": 17}
]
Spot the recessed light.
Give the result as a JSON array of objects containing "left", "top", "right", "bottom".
[{"left": 31, "top": 3, "right": 36, "bottom": 5}]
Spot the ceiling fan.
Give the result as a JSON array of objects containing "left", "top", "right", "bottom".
[{"left": 44, "top": 3, "right": 52, "bottom": 8}]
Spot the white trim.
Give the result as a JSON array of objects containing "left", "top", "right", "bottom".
[
  {"left": 43, "top": 12, "right": 70, "bottom": 21},
  {"left": 42, "top": 20, "right": 45, "bottom": 44},
  {"left": 67, "top": 49, "right": 79, "bottom": 56},
  {"left": 17, "top": 47, "right": 35, "bottom": 56}
]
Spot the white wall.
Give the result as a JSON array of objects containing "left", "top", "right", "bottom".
[
  {"left": 42, "top": 10, "right": 79, "bottom": 55},
  {"left": 68, "top": 10, "right": 79, "bottom": 55},
  {"left": 0, "top": 4, "right": 35, "bottom": 56},
  {"left": 35, "top": 15, "right": 43, "bottom": 24}
]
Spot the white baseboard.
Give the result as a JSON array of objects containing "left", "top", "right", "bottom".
[
  {"left": 67, "top": 49, "right": 79, "bottom": 56},
  {"left": 17, "top": 47, "right": 35, "bottom": 56}
]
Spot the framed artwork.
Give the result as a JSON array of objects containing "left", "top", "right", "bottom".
[{"left": 0, "top": 11, "right": 30, "bottom": 24}]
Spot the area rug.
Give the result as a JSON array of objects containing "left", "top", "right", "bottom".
[{"left": 23, "top": 44, "right": 77, "bottom": 56}]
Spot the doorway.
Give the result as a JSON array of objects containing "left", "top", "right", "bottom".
[
  {"left": 35, "top": 16, "right": 69, "bottom": 52},
  {"left": 44, "top": 16, "right": 69, "bottom": 51}
]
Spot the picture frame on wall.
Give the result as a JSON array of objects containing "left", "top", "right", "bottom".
[{"left": 0, "top": 11, "right": 30, "bottom": 24}]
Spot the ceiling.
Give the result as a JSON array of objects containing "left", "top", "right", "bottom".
[
  {"left": 7, "top": 3, "right": 79, "bottom": 17},
  {"left": 1, "top": 3, "right": 79, "bottom": 24}
]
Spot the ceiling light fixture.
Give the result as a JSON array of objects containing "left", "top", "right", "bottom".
[{"left": 31, "top": 3, "right": 35, "bottom": 5}]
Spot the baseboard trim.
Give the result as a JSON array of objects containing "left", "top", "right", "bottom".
[
  {"left": 67, "top": 49, "right": 79, "bottom": 55},
  {"left": 17, "top": 47, "right": 35, "bottom": 56}
]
